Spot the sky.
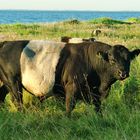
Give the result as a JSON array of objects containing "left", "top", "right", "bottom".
[{"left": 0, "top": 0, "right": 140, "bottom": 11}]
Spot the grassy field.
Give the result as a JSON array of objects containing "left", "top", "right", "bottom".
[{"left": 0, "top": 18, "right": 140, "bottom": 140}]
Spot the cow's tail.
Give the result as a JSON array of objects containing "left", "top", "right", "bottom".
[{"left": 0, "top": 41, "right": 7, "bottom": 49}]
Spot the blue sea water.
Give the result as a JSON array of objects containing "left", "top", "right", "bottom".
[{"left": 0, "top": 10, "right": 140, "bottom": 24}]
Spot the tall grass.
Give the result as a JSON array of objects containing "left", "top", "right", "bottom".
[{"left": 0, "top": 18, "right": 140, "bottom": 139}]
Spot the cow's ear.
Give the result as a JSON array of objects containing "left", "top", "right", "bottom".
[
  {"left": 130, "top": 49, "right": 140, "bottom": 60},
  {"left": 97, "top": 51, "right": 109, "bottom": 61},
  {"left": 61, "top": 36, "right": 71, "bottom": 43}
]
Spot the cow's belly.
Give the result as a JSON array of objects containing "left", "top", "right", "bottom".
[
  {"left": 22, "top": 64, "right": 55, "bottom": 97},
  {"left": 20, "top": 40, "right": 64, "bottom": 97}
]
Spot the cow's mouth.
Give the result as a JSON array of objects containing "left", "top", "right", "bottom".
[
  {"left": 118, "top": 70, "right": 129, "bottom": 80},
  {"left": 120, "top": 76, "right": 127, "bottom": 80}
]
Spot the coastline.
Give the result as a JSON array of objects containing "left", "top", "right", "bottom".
[{"left": 0, "top": 10, "right": 140, "bottom": 24}]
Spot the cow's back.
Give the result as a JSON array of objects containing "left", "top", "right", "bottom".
[{"left": 20, "top": 40, "right": 66, "bottom": 97}]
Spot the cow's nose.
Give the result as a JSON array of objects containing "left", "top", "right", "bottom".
[{"left": 118, "top": 70, "right": 129, "bottom": 79}]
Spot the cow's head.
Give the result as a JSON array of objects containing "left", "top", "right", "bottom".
[
  {"left": 61, "top": 36, "right": 71, "bottom": 43},
  {"left": 98, "top": 45, "right": 140, "bottom": 80}
]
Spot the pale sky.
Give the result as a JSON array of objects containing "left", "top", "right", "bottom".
[{"left": 0, "top": 0, "right": 140, "bottom": 11}]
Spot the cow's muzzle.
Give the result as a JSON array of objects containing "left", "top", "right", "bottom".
[{"left": 118, "top": 70, "right": 129, "bottom": 80}]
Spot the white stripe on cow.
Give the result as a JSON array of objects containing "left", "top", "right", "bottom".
[
  {"left": 68, "top": 38, "right": 83, "bottom": 43},
  {"left": 20, "top": 40, "right": 65, "bottom": 97}
]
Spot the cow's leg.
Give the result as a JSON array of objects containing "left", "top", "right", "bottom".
[
  {"left": 65, "top": 82, "right": 76, "bottom": 117},
  {"left": 0, "top": 69, "right": 23, "bottom": 109},
  {"left": 7, "top": 79, "right": 23, "bottom": 110},
  {"left": 0, "top": 85, "right": 9, "bottom": 104},
  {"left": 93, "top": 94, "right": 102, "bottom": 114},
  {"left": 94, "top": 85, "right": 110, "bottom": 115}
]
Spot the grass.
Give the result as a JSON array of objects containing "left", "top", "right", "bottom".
[
  {"left": 0, "top": 18, "right": 140, "bottom": 140},
  {"left": 89, "top": 17, "right": 129, "bottom": 24},
  {"left": 126, "top": 17, "right": 140, "bottom": 24}
]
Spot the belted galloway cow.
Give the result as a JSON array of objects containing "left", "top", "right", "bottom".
[
  {"left": 61, "top": 36, "right": 96, "bottom": 43},
  {"left": 0, "top": 40, "right": 139, "bottom": 116}
]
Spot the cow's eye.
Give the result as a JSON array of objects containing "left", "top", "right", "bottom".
[{"left": 110, "top": 59, "right": 116, "bottom": 65}]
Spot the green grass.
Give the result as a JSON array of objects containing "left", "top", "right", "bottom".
[
  {"left": 126, "top": 17, "right": 140, "bottom": 23},
  {"left": 1, "top": 97, "right": 140, "bottom": 140},
  {"left": 0, "top": 18, "right": 140, "bottom": 140},
  {"left": 88, "top": 17, "right": 129, "bottom": 24}
]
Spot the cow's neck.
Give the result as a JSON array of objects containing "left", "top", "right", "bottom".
[{"left": 99, "top": 72, "right": 116, "bottom": 86}]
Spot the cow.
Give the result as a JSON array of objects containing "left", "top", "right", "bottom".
[
  {"left": 61, "top": 36, "right": 96, "bottom": 43},
  {"left": 53, "top": 42, "right": 140, "bottom": 116},
  {"left": 0, "top": 40, "right": 65, "bottom": 108},
  {"left": 0, "top": 40, "right": 139, "bottom": 116}
]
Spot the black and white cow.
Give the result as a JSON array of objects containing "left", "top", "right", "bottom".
[
  {"left": 61, "top": 36, "right": 96, "bottom": 43},
  {"left": 0, "top": 40, "right": 139, "bottom": 116}
]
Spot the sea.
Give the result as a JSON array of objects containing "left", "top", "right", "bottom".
[{"left": 0, "top": 10, "right": 140, "bottom": 24}]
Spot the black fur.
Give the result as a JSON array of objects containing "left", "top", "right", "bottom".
[
  {"left": 54, "top": 42, "right": 140, "bottom": 116},
  {"left": 0, "top": 40, "right": 29, "bottom": 107}
]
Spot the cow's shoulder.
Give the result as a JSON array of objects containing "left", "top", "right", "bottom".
[{"left": 88, "top": 41, "right": 112, "bottom": 53}]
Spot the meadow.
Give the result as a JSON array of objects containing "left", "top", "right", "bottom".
[{"left": 0, "top": 18, "right": 140, "bottom": 140}]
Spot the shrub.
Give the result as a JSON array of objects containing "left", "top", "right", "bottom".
[{"left": 63, "top": 19, "right": 80, "bottom": 24}]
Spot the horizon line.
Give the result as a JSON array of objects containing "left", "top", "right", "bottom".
[{"left": 0, "top": 9, "right": 140, "bottom": 12}]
